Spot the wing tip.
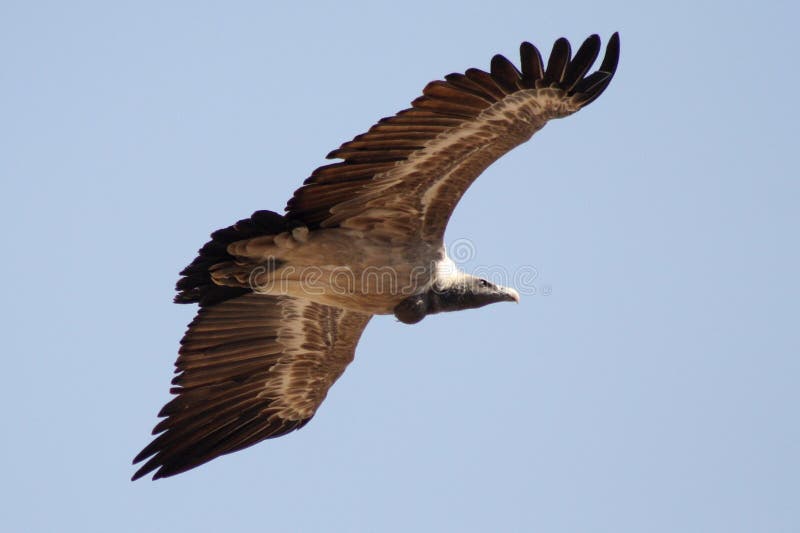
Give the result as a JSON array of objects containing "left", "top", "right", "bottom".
[
  {"left": 515, "top": 32, "right": 619, "bottom": 103},
  {"left": 130, "top": 457, "right": 156, "bottom": 481},
  {"left": 130, "top": 460, "right": 178, "bottom": 481},
  {"left": 601, "top": 32, "right": 621, "bottom": 74},
  {"left": 131, "top": 415, "right": 314, "bottom": 481},
  {"left": 572, "top": 32, "right": 620, "bottom": 107}
]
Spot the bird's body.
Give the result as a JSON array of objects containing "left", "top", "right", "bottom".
[
  {"left": 133, "top": 33, "right": 620, "bottom": 480},
  {"left": 219, "top": 226, "right": 443, "bottom": 314}
]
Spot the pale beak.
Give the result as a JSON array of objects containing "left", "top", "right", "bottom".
[{"left": 501, "top": 286, "right": 520, "bottom": 303}]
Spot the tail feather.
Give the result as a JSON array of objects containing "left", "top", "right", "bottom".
[{"left": 175, "top": 210, "right": 289, "bottom": 307}]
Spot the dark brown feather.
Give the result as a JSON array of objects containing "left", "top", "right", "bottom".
[
  {"left": 336, "top": 139, "right": 427, "bottom": 150},
  {"left": 411, "top": 95, "right": 483, "bottom": 118},
  {"left": 422, "top": 80, "right": 495, "bottom": 108},
  {"left": 325, "top": 149, "right": 414, "bottom": 162},
  {"left": 490, "top": 54, "right": 522, "bottom": 92},
  {"left": 572, "top": 72, "right": 612, "bottom": 106},
  {"left": 599, "top": 32, "right": 621, "bottom": 74},
  {"left": 463, "top": 68, "right": 508, "bottom": 100},
  {"left": 542, "top": 37, "right": 572, "bottom": 86},
  {"left": 519, "top": 41, "right": 544, "bottom": 88},
  {"left": 306, "top": 162, "right": 397, "bottom": 183},
  {"left": 562, "top": 34, "right": 601, "bottom": 92},
  {"left": 352, "top": 131, "right": 437, "bottom": 142},
  {"left": 443, "top": 73, "right": 501, "bottom": 102}
]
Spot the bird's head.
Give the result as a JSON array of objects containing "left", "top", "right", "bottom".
[{"left": 429, "top": 274, "right": 520, "bottom": 313}]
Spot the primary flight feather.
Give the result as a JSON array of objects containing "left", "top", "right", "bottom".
[{"left": 133, "top": 33, "right": 620, "bottom": 480}]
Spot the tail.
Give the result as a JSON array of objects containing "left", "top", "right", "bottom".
[{"left": 174, "top": 210, "right": 289, "bottom": 306}]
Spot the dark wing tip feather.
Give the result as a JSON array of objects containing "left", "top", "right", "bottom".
[
  {"left": 542, "top": 37, "right": 572, "bottom": 85},
  {"left": 571, "top": 32, "right": 620, "bottom": 107},
  {"left": 490, "top": 54, "right": 522, "bottom": 91},
  {"left": 132, "top": 416, "right": 310, "bottom": 481},
  {"left": 600, "top": 32, "right": 621, "bottom": 74},
  {"left": 562, "top": 34, "right": 601, "bottom": 91},
  {"left": 519, "top": 41, "right": 545, "bottom": 88}
]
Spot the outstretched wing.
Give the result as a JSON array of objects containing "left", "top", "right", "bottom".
[
  {"left": 132, "top": 294, "right": 371, "bottom": 480},
  {"left": 286, "top": 33, "right": 619, "bottom": 243}
]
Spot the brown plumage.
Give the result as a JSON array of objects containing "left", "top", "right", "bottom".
[{"left": 133, "top": 33, "right": 620, "bottom": 480}]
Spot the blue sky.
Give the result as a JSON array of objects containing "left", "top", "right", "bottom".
[{"left": 2, "top": 1, "right": 798, "bottom": 531}]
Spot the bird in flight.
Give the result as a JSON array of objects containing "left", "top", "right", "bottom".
[{"left": 133, "top": 33, "right": 620, "bottom": 480}]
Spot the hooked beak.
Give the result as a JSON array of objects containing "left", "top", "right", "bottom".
[{"left": 500, "top": 286, "right": 520, "bottom": 303}]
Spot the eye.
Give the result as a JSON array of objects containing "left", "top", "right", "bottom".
[{"left": 478, "top": 278, "right": 489, "bottom": 287}]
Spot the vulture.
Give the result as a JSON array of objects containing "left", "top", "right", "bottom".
[{"left": 133, "top": 33, "right": 620, "bottom": 480}]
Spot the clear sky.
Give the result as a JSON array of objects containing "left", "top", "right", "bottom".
[{"left": 2, "top": 1, "right": 798, "bottom": 532}]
